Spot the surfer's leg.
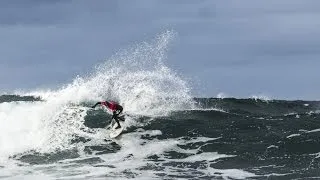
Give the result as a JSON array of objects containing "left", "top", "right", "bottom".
[
  {"left": 114, "top": 118, "right": 121, "bottom": 129},
  {"left": 115, "top": 109, "right": 125, "bottom": 121},
  {"left": 113, "top": 111, "right": 121, "bottom": 129}
]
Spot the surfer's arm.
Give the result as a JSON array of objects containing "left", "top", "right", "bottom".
[{"left": 91, "top": 102, "right": 102, "bottom": 108}]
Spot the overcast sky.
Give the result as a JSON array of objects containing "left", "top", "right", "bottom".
[{"left": 1, "top": 0, "right": 320, "bottom": 100}]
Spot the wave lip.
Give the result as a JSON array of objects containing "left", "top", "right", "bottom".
[{"left": 0, "top": 31, "right": 195, "bottom": 166}]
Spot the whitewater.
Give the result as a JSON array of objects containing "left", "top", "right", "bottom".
[
  {"left": 1, "top": 32, "right": 320, "bottom": 179},
  {"left": 0, "top": 32, "right": 235, "bottom": 179}
]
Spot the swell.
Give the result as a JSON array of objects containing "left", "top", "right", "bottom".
[
  {"left": 2, "top": 95, "right": 319, "bottom": 117},
  {"left": 0, "top": 95, "right": 41, "bottom": 103},
  {"left": 196, "top": 98, "right": 320, "bottom": 116}
]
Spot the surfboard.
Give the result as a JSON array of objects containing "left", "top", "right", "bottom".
[{"left": 109, "top": 121, "right": 124, "bottom": 138}]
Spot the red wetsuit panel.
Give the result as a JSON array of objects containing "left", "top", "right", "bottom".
[{"left": 101, "top": 101, "right": 117, "bottom": 111}]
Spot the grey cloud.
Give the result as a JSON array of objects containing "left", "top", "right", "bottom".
[
  {"left": 0, "top": 0, "right": 120, "bottom": 26},
  {"left": 1, "top": 0, "right": 320, "bottom": 99},
  {"left": 0, "top": 0, "right": 71, "bottom": 25}
]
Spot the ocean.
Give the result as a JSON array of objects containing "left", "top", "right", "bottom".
[
  {"left": 1, "top": 95, "right": 320, "bottom": 179},
  {"left": 1, "top": 32, "right": 320, "bottom": 179}
]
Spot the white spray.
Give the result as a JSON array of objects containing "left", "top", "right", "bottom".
[{"left": 0, "top": 31, "right": 194, "bottom": 163}]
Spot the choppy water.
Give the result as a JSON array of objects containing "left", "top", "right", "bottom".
[{"left": 2, "top": 95, "right": 320, "bottom": 179}]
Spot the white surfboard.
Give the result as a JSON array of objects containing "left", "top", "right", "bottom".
[{"left": 109, "top": 121, "right": 124, "bottom": 138}]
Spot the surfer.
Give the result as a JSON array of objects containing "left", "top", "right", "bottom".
[{"left": 91, "top": 101, "right": 124, "bottom": 129}]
